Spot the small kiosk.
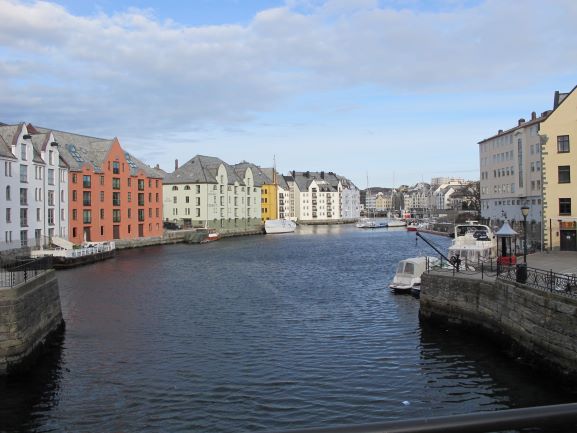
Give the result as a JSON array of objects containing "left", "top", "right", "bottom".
[{"left": 496, "top": 220, "right": 518, "bottom": 266}]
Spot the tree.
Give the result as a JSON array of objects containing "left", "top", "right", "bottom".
[{"left": 461, "top": 181, "right": 480, "bottom": 213}]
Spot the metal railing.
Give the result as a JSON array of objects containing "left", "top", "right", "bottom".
[
  {"left": 0, "top": 257, "right": 53, "bottom": 288},
  {"left": 427, "top": 256, "right": 499, "bottom": 280},
  {"left": 270, "top": 402, "right": 577, "bottom": 433},
  {"left": 497, "top": 265, "right": 577, "bottom": 298}
]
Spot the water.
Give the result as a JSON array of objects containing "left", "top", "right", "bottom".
[{"left": 1, "top": 225, "right": 575, "bottom": 432}]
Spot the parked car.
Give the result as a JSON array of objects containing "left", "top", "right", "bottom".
[{"left": 163, "top": 221, "right": 181, "bottom": 230}]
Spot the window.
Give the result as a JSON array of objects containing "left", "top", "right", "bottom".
[
  {"left": 20, "top": 143, "right": 27, "bottom": 160},
  {"left": 138, "top": 209, "right": 145, "bottom": 222},
  {"left": 61, "top": 209, "right": 65, "bottom": 221},
  {"left": 113, "top": 210, "right": 121, "bottom": 222},
  {"left": 557, "top": 135, "right": 570, "bottom": 153},
  {"left": 83, "top": 210, "right": 91, "bottom": 224},
  {"left": 558, "top": 166, "right": 570, "bottom": 183},
  {"left": 100, "top": 175, "right": 105, "bottom": 185},
  {"left": 48, "top": 209, "right": 54, "bottom": 225},
  {"left": 72, "top": 190, "right": 77, "bottom": 201},
  {"left": 72, "top": 173, "right": 77, "bottom": 183},
  {"left": 196, "top": 208, "right": 200, "bottom": 217},
  {"left": 5, "top": 186, "right": 10, "bottom": 201},
  {"left": 113, "top": 178, "right": 121, "bottom": 189},
  {"left": 6, "top": 208, "right": 11, "bottom": 223},
  {"left": 48, "top": 190, "right": 55, "bottom": 206},
  {"left": 20, "top": 188, "right": 27, "bottom": 205},
  {"left": 196, "top": 185, "right": 200, "bottom": 193},
  {"left": 83, "top": 191, "right": 91, "bottom": 206},
  {"left": 185, "top": 196, "right": 190, "bottom": 203},
  {"left": 100, "top": 191, "right": 105, "bottom": 202},
  {"left": 48, "top": 169, "right": 55, "bottom": 185},
  {"left": 20, "top": 208, "right": 27, "bottom": 227},
  {"left": 128, "top": 192, "right": 132, "bottom": 202},
  {"left": 5, "top": 161, "right": 12, "bottom": 177},
  {"left": 113, "top": 161, "right": 120, "bottom": 174},
  {"left": 559, "top": 198, "right": 571, "bottom": 215},
  {"left": 196, "top": 197, "right": 200, "bottom": 206},
  {"left": 20, "top": 165, "right": 27, "bottom": 183},
  {"left": 138, "top": 179, "right": 145, "bottom": 191},
  {"left": 72, "top": 209, "right": 77, "bottom": 221},
  {"left": 128, "top": 208, "right": 132, "bottom": 218},
  {"left": 83, "top": 175, "right": 91, "bottom": 188},
  {"left": 113, "top": 192, "right": 121, "bottom": 206},
  {"left": 138, "top": 193, "right": 145, "bottom": 206},
  {"left": 100, "top": 209, "right": 104, "bottom": 219},
  {"left": 127, "top": 178, "right": 131, "bottom": 187}
]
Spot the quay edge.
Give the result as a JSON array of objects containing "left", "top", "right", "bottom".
[
  {"left": 0, "top": 270, "right": 65, "bottom": 376},
  {"left": 419, "top": 272, "right": 577, "bottom": 384}
]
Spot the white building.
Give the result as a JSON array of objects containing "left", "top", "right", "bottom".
[
  {"left": 0, "top": 123, "right": 68, "bottom": 250},
  {"left": 478, "top": 112, "right": 546, "bottom": 222},
  {"left": 162, "top": 155, "right": 261, "bottom": 231},
  {"left": 432, "top": 179, "right": 469, "bottom": 210}
]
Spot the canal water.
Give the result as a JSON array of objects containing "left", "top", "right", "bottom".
[{"left": 1, "top": 225, "right": 575, "bottom": 432}]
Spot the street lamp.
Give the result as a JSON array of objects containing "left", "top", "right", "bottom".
[{"left": 521, "top": 205, "right": 530, "bottom": 263}]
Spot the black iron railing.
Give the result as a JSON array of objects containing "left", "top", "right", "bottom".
[
  {"left": 497, "top": 265, "right": 577, "bottom": 298},
  {"left": 270, "top": 402, "right": 577, "bottom": 433},
  {"left": 0, "top": 257, "right": 53, "bottom": 288}
]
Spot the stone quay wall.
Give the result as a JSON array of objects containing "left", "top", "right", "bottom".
[
  {"left": 0, "top": 270, "right": 64, "bottom": 375},
  {"left": 420, "top": 272, "right": 577, "bottom": 380}
]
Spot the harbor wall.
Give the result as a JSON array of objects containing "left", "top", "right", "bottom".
[
  {"left": 420, "top": 272, "right": 577, "bottom": 380},
  {"left": 0, "top": 270, "right": 64, "bottom": 375}
]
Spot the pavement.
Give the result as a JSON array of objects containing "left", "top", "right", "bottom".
[{"left": 526, "top": 251, "right": 577, "bottom": 275}]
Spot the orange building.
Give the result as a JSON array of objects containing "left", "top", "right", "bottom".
[{"left": 31, "top": 126, "right": 163, "bottom": 244}]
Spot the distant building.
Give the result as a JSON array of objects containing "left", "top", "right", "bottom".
[
  {"left": 163, "top": 155, "right": 261, "bottom": 232},
  {"left": 284, "top": 171, "right": 359, "bottom": 222},
  {"left": 540, "top": 87, "right": 577, "bottom": 251}
]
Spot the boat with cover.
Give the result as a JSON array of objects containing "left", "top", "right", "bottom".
[
  {"left": 389, "top": 256, "right": 440, "bottom": 295},
  {"left": 265, "top": 219, "right": 296, "bottom": 234},
  {"left": 356, "top": 217, "right": 387, "bottom": 228},
  {"left": 386, "top": 219, "right": 406, "bottom": 228},
  {"left": 447, "top": 221, "right": 497, "bottom": 268}
]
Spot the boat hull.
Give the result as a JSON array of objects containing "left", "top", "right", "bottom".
[{"left": 265, "top": 219, "right": 296, "bottom": 234}]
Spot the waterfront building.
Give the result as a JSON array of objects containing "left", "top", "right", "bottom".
[
  {"left": 31, "top": 126, "right": 163, "bottom": 244},
  {"left": 256, "top": 167, "right": 278, "bottom": 222},
  {"left": 432, "top": 179, "right": 470, "bottom": 210},
  {"left": 540, "top": 87, "right": 577, "bottom": 251},
  {"left": 283, "top": 171, "right": 359, "bottom": 223},
  {"left": 0, "top": 123, "right": 68, "bottom": 249},
  {"left": 403, "top": 182, "right": 431, "bottom": 215},
  {"left": 478, "top": 112, "right": 547, "bottom": 223},
  {"left": 163, "top": 155, "right": 262, "bottom": 232}
]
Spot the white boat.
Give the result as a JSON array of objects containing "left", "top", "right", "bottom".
[
  {"left": 265, "top": 219, "right": 296, "bottom": 234},
  {"left": 447, "top": 221, "right": 497, "bottom": 268},
  {"left": 389, "top": 256, "right": 439, "bottom": 295},
  {"left": 386, "top": 219, "right": 406, "bottom": 228},
  {"left": 356, "top": 217, "right": 387, "bottom": 228}
]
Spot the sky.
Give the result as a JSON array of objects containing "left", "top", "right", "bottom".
[{"left": 1, "top": 0, "right": 576, "bottom": 188}]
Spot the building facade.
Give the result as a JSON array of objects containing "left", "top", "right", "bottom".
[
  {"left": 478, "top": 113, "right": 546, "bottom": 223},
  {"left": 0, "top": 123, "right": 68, "bottom": 249},
  {"left": 540, "top": 88, "right": 577, "bottom": 251},
  {"left": 163, "top": 155, "right": 261, "bottom": 232},
  {"left": 35, "top": 128, "right": 164, "bottom": 244}
]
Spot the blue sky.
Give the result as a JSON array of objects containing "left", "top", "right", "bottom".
[{"left": 1, "top": 0, "right": 576, "bottom": 187}]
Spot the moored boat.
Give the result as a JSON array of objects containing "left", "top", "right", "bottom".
[
  {"left": 265, "top": 219, "right": 296, "bottom": 234},
  {"left": 386, "top": 219, "right": 406, "bottom": 228},
  {"left": 447, "top": 221, "right": 497, "bottom": 268},
  {"left": 389, "top": 256, "right": 439, "bottom": 295}
]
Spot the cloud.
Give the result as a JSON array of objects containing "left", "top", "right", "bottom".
[{"left": 0, "top": 0, "right": 576, "bottom": 173}]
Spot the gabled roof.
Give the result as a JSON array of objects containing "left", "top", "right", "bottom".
[
  {"left": 164, "top": 155, "right": 244, "bottom": 185},
  {"left": 0, "top": 124, "right": 22, "bottom": 150},
  {"left": 0, "top": 133, "right": 16, "bottom": 159},
  {"left": 234, "top": 161, "right": 273, "bottom": 187}
]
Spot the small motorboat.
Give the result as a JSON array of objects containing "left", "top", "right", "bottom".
[{"left": 389, "top": 256, "right": 439, "bottom": 295}]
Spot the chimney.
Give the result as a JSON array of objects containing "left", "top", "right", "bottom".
[
  {"left": 155, "top": 164, "right": 160, "bottom": 169},
  {"left": 531, "top": 111, "right": 536, "bottom": 120},
  {"left": 518, "top": 118, "right": 525, "bottom": 126},
  {"left": 175, "top": 159, "right": 179, "bottom": 170},
  {"left": 498, "top": 129, "right": 503, "bottom": 134}
]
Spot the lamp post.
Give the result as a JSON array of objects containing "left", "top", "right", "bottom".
[{"left": 521, "top": 205, "right": 530, "bottom": 263}]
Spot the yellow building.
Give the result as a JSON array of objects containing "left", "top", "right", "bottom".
[
  {"left": 540, "top": 87, "right": 577, "bottom": 251},
  {"left": 260, "top": 169, "right": 279, "bottom": 222}
]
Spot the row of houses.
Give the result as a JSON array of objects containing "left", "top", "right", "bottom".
[
  {"left": 362, "top": 178, "right": 476, "bottom": 215},
  {"left": 163, "top": 162, "right": 361, "bottom": 228},
  {"left": 0, "top": 122, "right": 361, "bottom": 250},
  {"left": 478, "top": 86, "right": 577, "bottom": 251}
]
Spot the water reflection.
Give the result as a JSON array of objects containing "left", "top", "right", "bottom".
[{"left": 0, "top": 330, "right": 64, "bottom": 433}]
